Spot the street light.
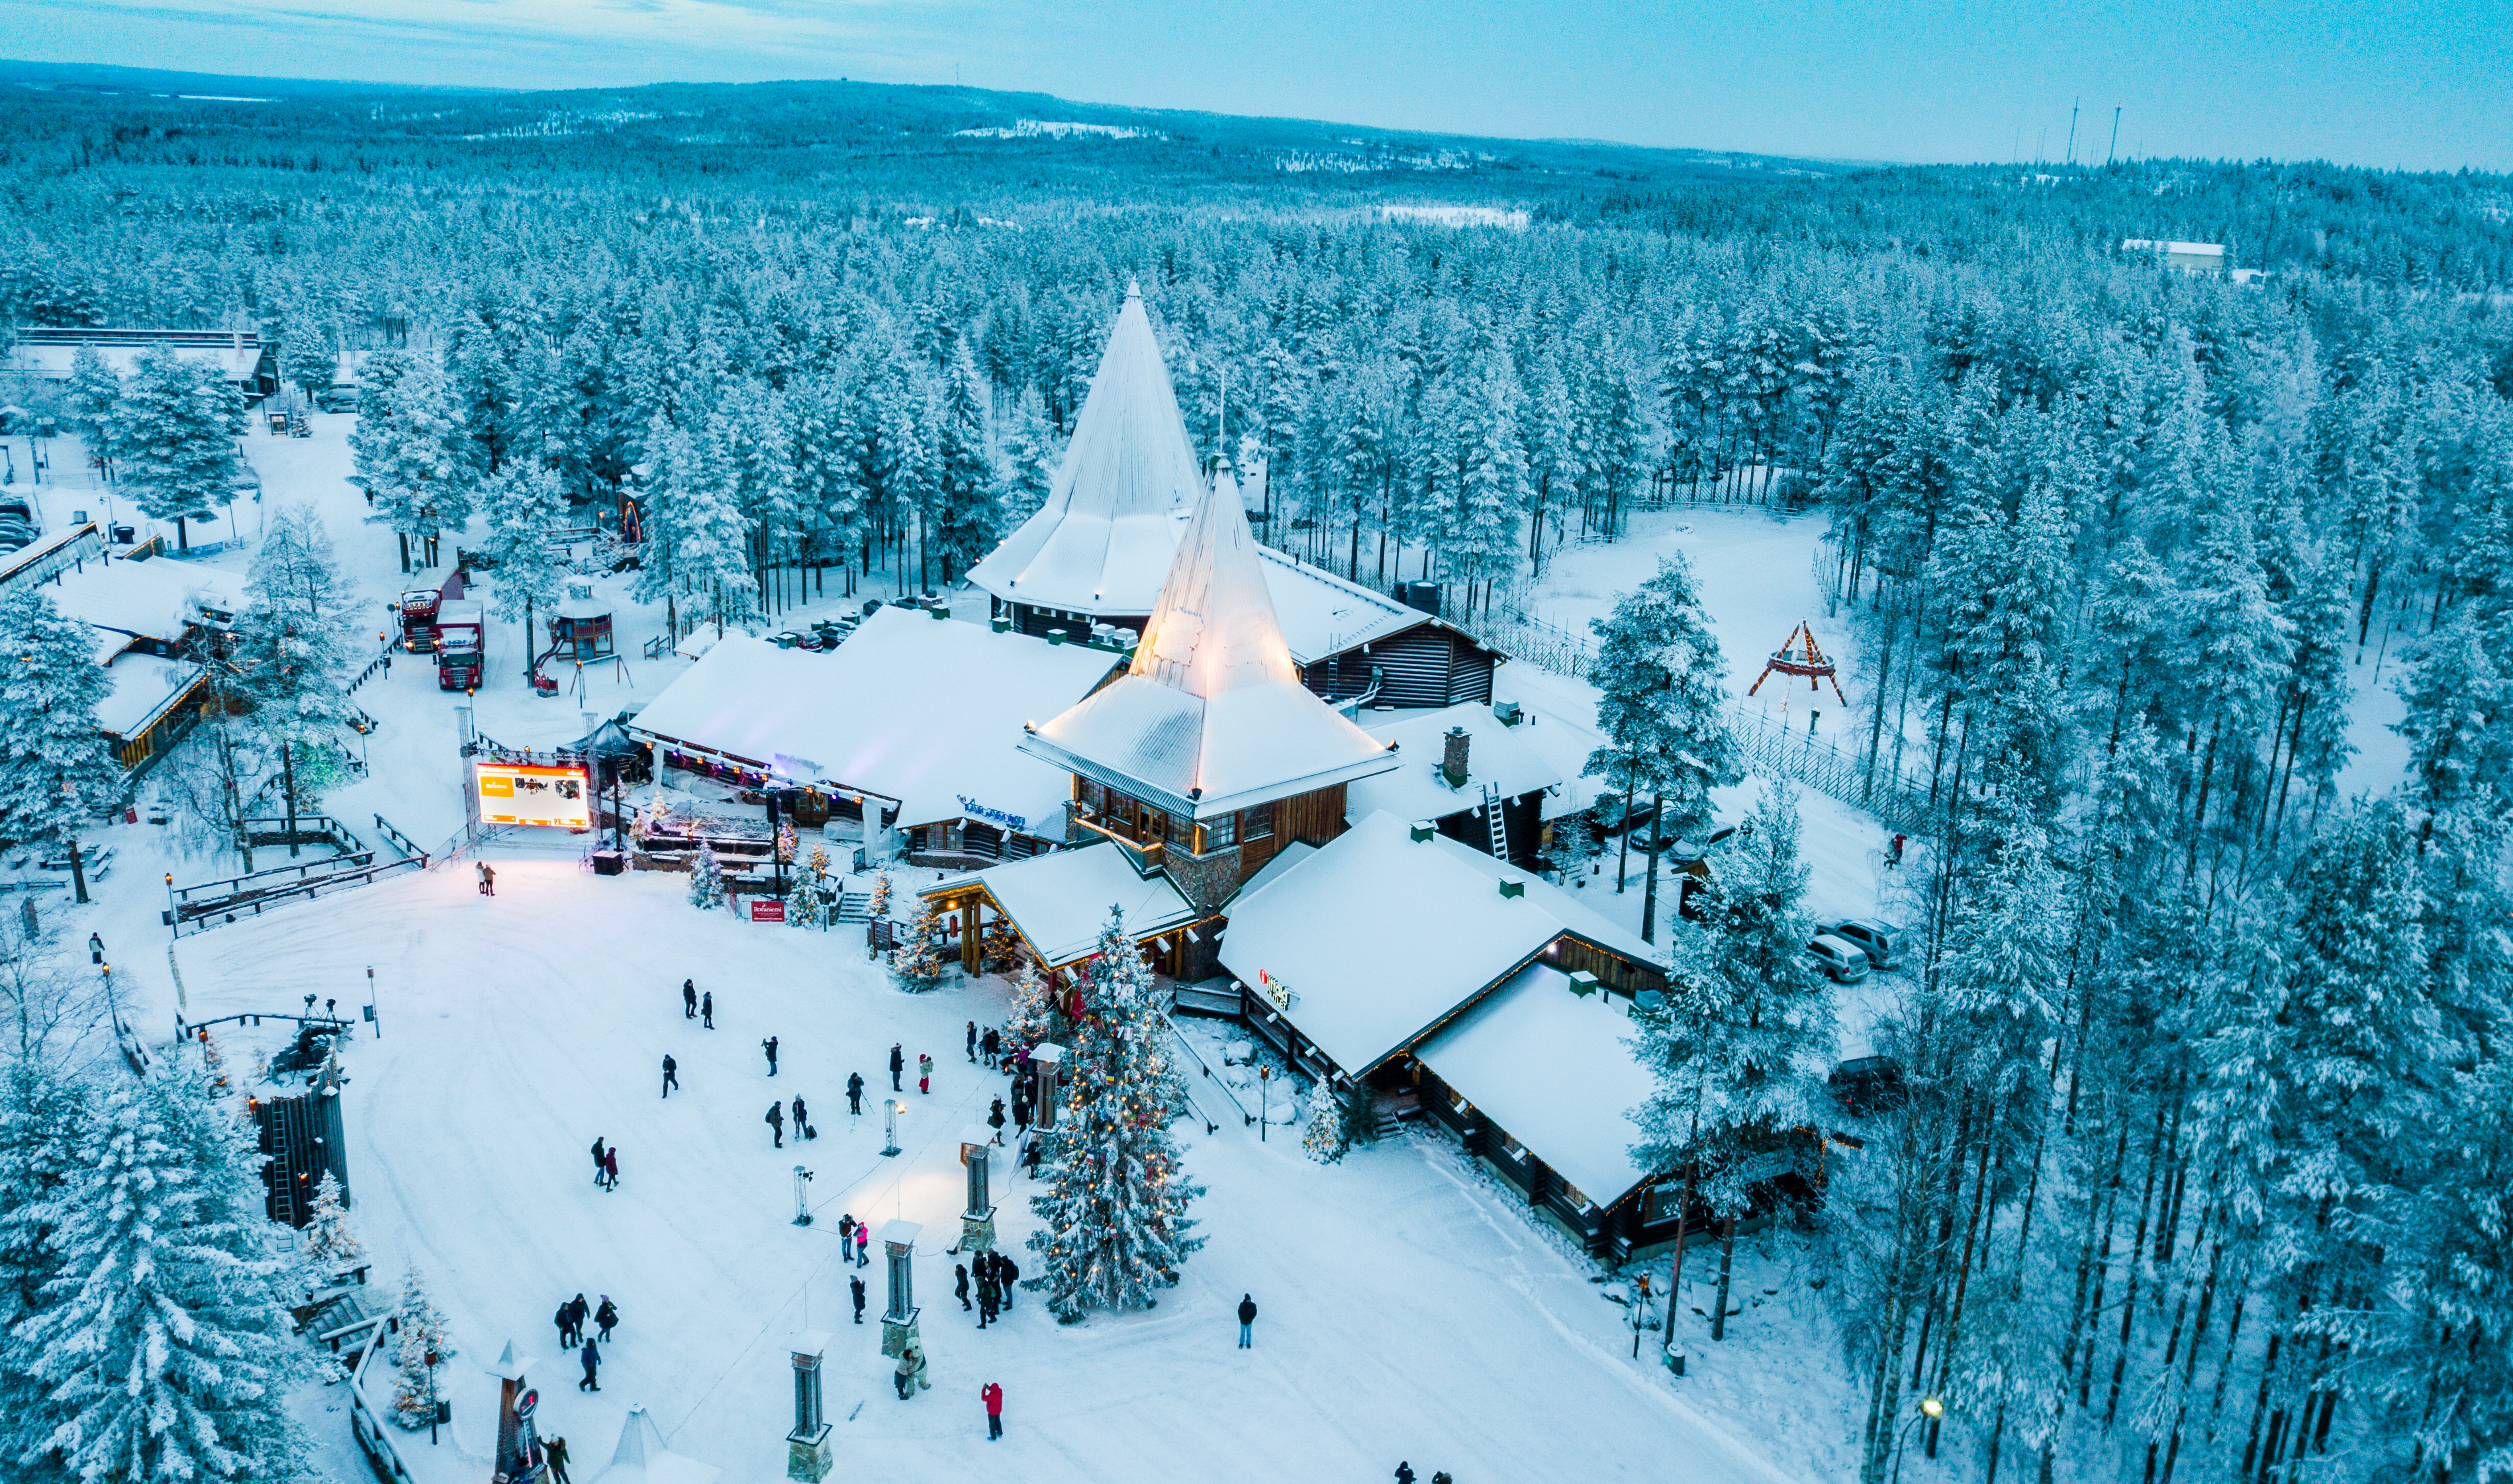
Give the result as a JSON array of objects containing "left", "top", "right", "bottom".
[
  {"left": 882, "top": 1099, "right": 903, "bottom": 1157},
  {"left": 1890, "top": 1398, "right": 1946, "bottom": 1484}
]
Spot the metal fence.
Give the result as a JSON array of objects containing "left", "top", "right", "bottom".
[{"left": 1725, "top": 704, "right": 1934, "bottom": 836}]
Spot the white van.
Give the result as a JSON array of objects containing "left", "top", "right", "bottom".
[{"left": 1807, "top": 934, "right": 1872, "bottom": 984}]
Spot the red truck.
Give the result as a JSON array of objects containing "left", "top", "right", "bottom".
[
  {"left": 396, "top": 588, "right": 442, "bottom": 652},
  {"left": 435, "top": 600, "right": 485, "bottom": 690}
]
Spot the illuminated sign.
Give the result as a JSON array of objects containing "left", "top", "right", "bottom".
[
  {"left": 475, "top": 763, "right": 593, "bottom": 830},
  {"left": 957, "top": 795, "right": 1028, "bottom": 833}
]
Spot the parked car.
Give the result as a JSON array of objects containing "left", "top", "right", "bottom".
[
  {"left": 1818, "top": 918, "right": 1904, "bottom": 972},
  {"left": 1807, "top": 933, "right": 1872, "bottom": 984},
  {"left": 315, "top": 386, "right": 361, "bottom": 413},
  {"left": 1828, "top": 1056, "right": 1909, "bottom": 1115}
]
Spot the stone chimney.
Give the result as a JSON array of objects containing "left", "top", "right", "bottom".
[{"left": 1442, "top": 726, "right": 1472, "bottom": 788}]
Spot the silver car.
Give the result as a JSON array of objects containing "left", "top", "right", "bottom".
[
  {"left": 1819, "top": 918, "right": 1903, "bottom": 972},
  {"left": 1807, "top": 934, "right": 1872, "bottom": 984}
]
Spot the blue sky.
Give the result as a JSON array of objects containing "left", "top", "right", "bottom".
[{"left": 3, "top": 0, "right": 2505, "bottom": 169}]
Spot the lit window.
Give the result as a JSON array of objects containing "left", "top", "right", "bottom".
[{"left": 1200, "top": 814, "right": 1237, "bottom": 851}]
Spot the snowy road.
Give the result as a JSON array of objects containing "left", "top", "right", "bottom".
[{"left": 169, "top": 863, "right": 1812, "bottom": 1484}]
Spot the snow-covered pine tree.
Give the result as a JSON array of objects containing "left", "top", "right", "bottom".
[
  {"left": 0, "top": 587, "right": 128, "bottom": 884},
  {"left": 788, "top": 845, "right": 835, "bottom": 929},
  {"left": 301, "top": 1170, "right": 361, "bottom": 1273},
  {"left": 687, "top": 842, "right": 726, "bottom": 910},
  {"left": 867, "top": 871, "right": 894, "bottom": 920},
  {"left": 110, "top": 347, "right": 244, "bottom": 553},
  {"left": 232, "top": 504, "right": 359, "bottom": 835},
  {"left": 13, "top": 1064, "right": 307, "bottom": 1482},
  {"left": 1004, "top": 954, "right": 1059, "bottom": 1049},
  {"left": 352, "top": 348, "right": 470, "bottom": 573},
  {"left": 1302, "top": 1080, "right": 1350, "bottom": 1164},
  {"left": 278, "top": 313, "right": 337, "bottom": 398},
  {"left": 0, "top": 1062, "right": 93, "bottom": 1436},
  {"left": 65, "top": 346, "right": 124, "bottom": 458},
  {"left": 477, "top": 460, "right": 571, "bottom": 684},
  {"left": 996, "top": 396, "right": 1060, "bottom": 525},
  {"left": 1024, "top": 909, "right": 1204, "bottom": 1321},
  {"left": 927, "top": 342, "right": 1003, "bottom": 583},
  {"left": 387, "top": 1265, "right": 456, "bottom": 1431},
  {"left": 1581, "top": 553, "right": 1738, "bottom": 929},
  {"left": 892, "top": 896, "right": 951, "bottom": 991}
]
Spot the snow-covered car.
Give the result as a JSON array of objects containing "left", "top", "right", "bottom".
[
  {"left": 1828, "top": 1056, "right": 1908, "bottom": 1115},
  {"left": 1806, "top": 933, "right": 1871, "bottom": 984},
  {"left": 1817, "top": 918, "right": 1903, "bottom": 972},
  {"left": 315, "top": 387, "right": 361, "bottom": 412}
]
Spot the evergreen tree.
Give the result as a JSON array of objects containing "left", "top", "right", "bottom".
[
  {"left": 277, "top": 314, "right": 336, "bottom": 398},
  {"left": 865, "top": 870, "right": 894, "bottom": 921},
  {"left": 0, "top": 1063, "right": 92, "bottom": 1442},
  {"left": 687, "top": 842, "right": 725, "bottom": 910},
  {"left": 1024, "top": 909, "right": 1204, "bottom": 1321},
  {"left": 112, "top": 348, "right": 243, "bottom": 551},
  {"left": 64, "top": 348, "right": 122, "bottom": 461},
  {"left": 299, "top": 1170, "right": 360, "bottom": 1272},
  {"left": 1302, "top": 1080, "right": 1351, "bottom": 1165},
  {"left": 387, "top": 1266, "right": 455, "bottom": 1432},
  {"left": 477, "top": 460, "right": 571, "bottom": 683},
  {"left": 927, "top": 342, "right": 1003, "bottom": 582},
  {"left": 1581, "top": 554, "right": 1739, "bottom": 927},
  {"left": 997, "top": 397, "right": 1060, "bottom": 526},
  {"left": 0, "top": 588, "right": 126, "bottom": 887},
  {"left": 1004, "top": 954, "right": 1059, "bottom": 1049},
  {"left": 232, "top": 505, "right": 357, "bottom": 836},
  {"left": 893, "top": 896, "right": 952, "bottom": 990},
  {"left": 13, "top": 1066, "right": 306, "bottom": 1483},
  {"left": 352, "top": 349, "right": 468, "bottom": 573}
]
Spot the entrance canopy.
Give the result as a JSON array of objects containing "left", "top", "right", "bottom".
[{"left": 922, "top": 838, "right": 1199, "bottom": 968}]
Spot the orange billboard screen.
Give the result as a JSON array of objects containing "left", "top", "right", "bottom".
[{"left": 475, "top": 763, "right": 593, "bottom": 829}]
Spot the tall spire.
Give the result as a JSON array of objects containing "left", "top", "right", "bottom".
[
  {"left": 1020, "top": 461, "right": 1396, "bottom": 819},
  {"left": 965, "top": 282, "right": 1204, "bottom": 616}
]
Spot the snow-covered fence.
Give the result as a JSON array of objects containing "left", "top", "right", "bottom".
[
  {"left": 1725, "top": 704, "right": 1932, "bottom": 835},
  {"left": 342, "top": 1317, "right": 416, "bottom": 1484},
  {"left": 1166, "top": 1017, "right": 1255, "bottom": 1129}
]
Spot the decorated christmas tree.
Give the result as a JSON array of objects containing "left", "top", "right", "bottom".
[
  {"left": 789, "top": 847, "right": 835, "bottom": 929},
  {"left": 1302, "top": 1082, "right": 1351, "bottom": 1164},
  {"left": 1005, "top": 955, "right": 1061, "bottom": 1048},
  {"left": 893, "top": 896, "right": 952, "bottom": 990},
  {"left": 301, "top": 1170, "right": 362, "bottom": 1272},
  {"left": 1024, "top": 909, "right": 1205, "bottom": 1322},
  {"left": 387, "top": 1265, "right": 455, "bottom": 1430},
  {"left": 979, "top": 915, "right": 1025, "bottom": 976},
  {"left": 867, "top": 871, "right": 894, "bottom": 920},
  {"left": 687, "top": 841, "right": 725, "bottom": 909}
]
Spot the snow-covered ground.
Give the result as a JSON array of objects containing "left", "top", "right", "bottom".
[{"left": 151, "top": 864, "right": 1825, "bottom": 1484}]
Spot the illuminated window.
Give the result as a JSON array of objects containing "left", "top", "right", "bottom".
[
  {"left": 1198, "top": 814, "right": 1237, "bottom": 851},
  {"left": 1242, "top": 803, "right": 1274, "bottom": 841}
]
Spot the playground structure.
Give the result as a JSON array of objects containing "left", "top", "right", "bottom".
[
  {"left": 1747, "top": 619, "right": 1848, "bottom": 729},
  {"left": 532, "top": 582, "right": 624, "bottom": 697}
]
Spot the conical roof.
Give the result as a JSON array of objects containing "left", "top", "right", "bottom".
[
  {"left": 1021, "top": 460, "right": 1397, "bottom": 820},
  {"left": 966, "top": 283, "right": 1204, "bottom": 616},
  {"left": 595, "top": 1405, "right": 721, "bottom": 1484}
]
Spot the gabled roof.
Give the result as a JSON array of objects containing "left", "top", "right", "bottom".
[
  {"left": 922, "top": 839, "right": 1200, "bottom": 968},
  {"left": 1347, "top": 703, "right": 1562, "bottom": 827},
  {"left": 1255, "top": 547, "right": 1434, "bottom": 665},
  {"left": 1019, "top": 461, "right": 1397, "bottom": 820},
  {"left": 965, "top": 283, "right": 1204, "bottom": 615},
  {"left": 1218, "top": 810, "right": 1658, "bottom": 1075},
  {"left": 45, "top": 557, "right": 244, "bottom": 645},
  {"left": 628, "top": 608, "right": 1118, "bottom": 831}
]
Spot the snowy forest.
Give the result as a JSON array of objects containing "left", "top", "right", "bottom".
[{"left": 5, "top": 71, "right": 2513, "bottom": 1484}]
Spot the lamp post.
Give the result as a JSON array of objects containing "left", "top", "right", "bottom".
[
  {"left": 1258, "top": 1065, "right": 1271, "bottom": 1142},
  {"left": 1029, "top": 1043, "right": 1063, "bottom": 1131},
  {"left": 877, "top": 1220, "right": 922, "bottom": 1359},
  {"left": 1889, "top": 1397, "right": 1944, "bottom": 1484},
  {"left": 959, "top": 1131, "right": 996, "bottom": 1255},
  {"left": 882, "top": 1099, "right": 902, "bottom": 1158},
  {"left": 785, "top": 1331, "right": 832, "bottom": 1481}
]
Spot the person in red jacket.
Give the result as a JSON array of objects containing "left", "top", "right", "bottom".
[{"left": 981, "top": 1381, "right": 1004, "bottom": 1440}]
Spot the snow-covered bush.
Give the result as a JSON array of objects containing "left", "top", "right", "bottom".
[
  {"left": 687, "top": 842, "right": 726, "bottom": 909},
  {"left": 302, "top": 1170, "right": 362, "bottom": 1270},
  {"left": 389, "top": 1266, "right": 455, "bottom": 1430}
]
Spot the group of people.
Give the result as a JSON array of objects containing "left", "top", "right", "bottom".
[
  {"left": 765, "top": 1093, "right": 812, "bottom": 1148},
  {"left": 587, "top": 1136, "right": 620, "bottom": 1191},
  {"left": 952, "top": 1248, "right": 1022, "bottom": 1327},
  {"left": 1390, "top": 1468, "right": 1456, "bottom": 1484},
  {"left": 553, "top": 1294, "right": 620, "bottom": 1391}
]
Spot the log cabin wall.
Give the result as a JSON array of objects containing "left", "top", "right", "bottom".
[{"left": 1272, "top": 784, "right": 1350, "bottom": 847}]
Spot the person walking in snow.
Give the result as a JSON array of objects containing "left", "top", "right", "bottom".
[
  {"left": 988, "top": 1097, "right": 1006, "bottom": 1144},
  {"left": 683, "top": 979, "right": 697, "bottom": 1018},
  {"left": 700, "top": 992, "right": 714, "bottom": 1029},
  {"left": 590, "top": 1136, "right": 607, "bottom": 1187},
  {"left": 918, "top": 1052, "right": 933, "bottom": 1095},
  {"left": 792, "top": 1095, "right": 809, "bottom": 1136},
  {"left": 1431, "top": 1473, "right": 1452, "bottom": 1484},
  {"left": 661, "top": 1054, "right": 679, "bottom": 1098},
  {"left": 839, "top": 1213, "right": 855, "bottom": 1253},
  {"left": 894, "top": 1347, "right": 916, "bottom": 1401},
  {"left": 553, "top": 1301, "right": 573, "bottom": 1352},
  {"left": 762, "top": 1036, "right": 779, "bottom": 1076},
  {"left": 594, "top": 1297, "right": 618, "bottom": 1342},
  {"left": 1394, "top": 1465, "right": 1414, "bottom": 1484},
  {"left": 1012, "top": 1085, "right": 1031, "bottom": 1137},
  {"left": 982, "top": 1026, "right": 1001, "bottom": 1064},
  {"left": 569, "top": 1295, "right": 589, "bottom": 1345},
  {"left": 482, "top": 864, "right": 497, "bottom": 897},
  {"left": 577, "top": 1338, "right": 600, "bottom": 1392},
  {"left": 955, "top": 1263, "right": 971, "bottom": 1312},
  {"left": 976, "top": 1269, "right": 998, "bottom": 1328},
  {"left": 850, "top": 1273, "right": 867, "bottom": 1324},
  {"left": 910, "top": 1346, "right": 929, "bottom": 1393},
  {"left": 847, "top": 1072, "right": 865, "bottom": 1117},
  {"left": 965, "top": 1021, "right": 978, "bottom": 1062},
  {"left": 1237, "top": 1293, "right": 1257, "bottom": 1348},
  {"left": 1886, "top": 833, "right": 1905, "bottom": 868},
  {"left": 475, "top": 861, "right": 489, "bottom": 896},
  {"left": 888, "top": 1043, "right": 904, "bottom": 1091},
  {"left": 996, "top": 1253, "right": 1018, "bottom": 1308},
  {"left": 981, "top": 1381, "right": 1004, "bottom": 1440},
  {"left": 545, "top": 1435, "right": 573, "bottom": 1484},
  {"left": 767, "top": 1101, "right": 786, "bottom": 1148},
  {"left": 603, "top": 1146, "right": 620, "bottom": 1190},
  {"left": 855, "top": 1223, "right": 870, "bottom": 1268}
]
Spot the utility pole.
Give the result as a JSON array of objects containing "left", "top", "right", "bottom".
[
  {"left": 2107, "top": 107, "right": 2122, "bottom": 166},
  {"left": 2065, "top": 98, "right": 2079, "bottom": 165}
]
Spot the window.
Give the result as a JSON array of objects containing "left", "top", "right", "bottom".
[
  {"left": 1241, "top": 802, "right": 1274, "bottom": 841},
  {"left": 1080, "top": 780, "right": 1104, "bottom": 814},
  {"left": 1166, "top": 812, "right": 1193, "bottom": 848},
  {"left": 1198, "top": 814, "right": 1237, "bottom": 851}
]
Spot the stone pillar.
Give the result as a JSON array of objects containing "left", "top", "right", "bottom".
[
  {"left": 786, "top": 1331, "right": 833, "bottom": 1482},
  {"left": 960, "top": 1131, "right": 996, "bottom": 1254},
  {"left": 1029, "top": 1044, "right": 1063, "bottom": 1131},
  {"left": 878, "top": 1220, "right": 922, "bottom": 1358}
]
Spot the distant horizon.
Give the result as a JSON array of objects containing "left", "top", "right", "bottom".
[{"left": 0, "top": 0, "right": 2502, "bottom": 173}]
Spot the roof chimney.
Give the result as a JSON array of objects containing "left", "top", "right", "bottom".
[{"left": 1441, "top": 726, "right": 1471, "bottom": 788}]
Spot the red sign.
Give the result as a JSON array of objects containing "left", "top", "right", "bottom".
[{"left": 749, "top": 898, "right": 786, "bottom": 924}]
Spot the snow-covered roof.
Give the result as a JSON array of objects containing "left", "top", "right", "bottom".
[
  {"left": 3, "top": 334, "right": 266, "bottom": 385},
  {"left": 1490, "top": 661, "right": 1613, "bottom": 819},
  {"left": 94, "top": 652, "right": 202, "bottom": 739},
  {"left": 965, "top": 283, "right": 1205, "bottom": 616},
  {"left": 1413, "top": 961, "right": 1661, "bottom": 1207},
  {"left": 1020, "top": 461, "right": 1398, "bottom": 820},
  {"left": 1349, "top": 703, "right": 1562, "bottom": 825},
  {"left": 629, "top": 607, "right": 1120, "bottom": 831},
  {"left": 1255, "top": 547, "right": 1431, "bottom": 665},
  {"left": 595, "top": 1405, "right": 720, "bottom": 1484},
  {"left": 923, "top": 838, "right": 1200, "bottom": 967},
  {"left": 1219, "top": 810, "right": 1659, "bottom": 1074},
  {"left": 44, "top": 557, "right": 244, "bottom": 645}
]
